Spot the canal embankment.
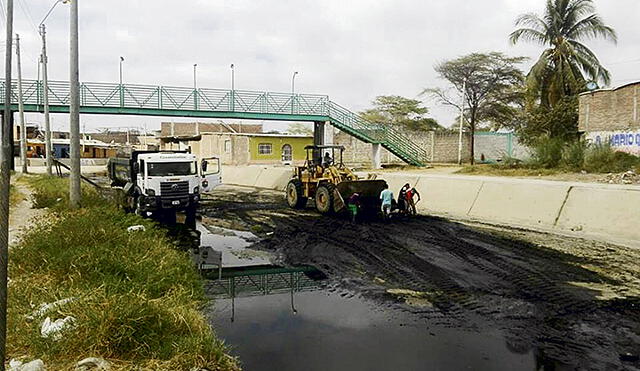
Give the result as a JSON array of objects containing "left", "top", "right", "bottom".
[{"left": 6, "top": 175, "right": 238, "bottom": 370}]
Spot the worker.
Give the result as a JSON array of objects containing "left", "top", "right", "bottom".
[
  {"left": 379, "top": 184, "right": 394, "bottom": 219},
  {"left": 398, "top": 183, "right": 410, "bottom": 214},
  {"left": 322, "top": 152, "right": 333, "bottom": 167},
  {"left": 347, "top": 193, "right": 361, "bottom": 222},
  {"left": 406, "top": 185, "right": 421, "bottom": 215}
]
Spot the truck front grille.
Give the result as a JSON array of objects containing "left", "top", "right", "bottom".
[{"left": 160, "top": 181, "right": 189, "bottom": 198}]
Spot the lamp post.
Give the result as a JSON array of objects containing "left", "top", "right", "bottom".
[
  {"left": 193, "top": 63, "right": 198, "bottom": 109},
  {"left": 230, "top": 63, "right": 235, "bottom": 111},
  {"left": 291, "top": 71, "right": 298, "bottom": 114},
  {"left": 119, "top": 56, "right": 124, "bottom": 106}
]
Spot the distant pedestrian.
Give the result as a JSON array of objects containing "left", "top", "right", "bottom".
[
  {"left": 379, "top": 184, "right": 394, "bottom": 219},
  {"left": 347, "top": 192, "right": 361, "bottom": 222},
  {"left": 398, "top": 183, "right": 410, "bottom": 214}
]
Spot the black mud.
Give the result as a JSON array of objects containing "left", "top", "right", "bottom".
[{"left": 201, "top": 186, "right": 640, "bottom": 370}]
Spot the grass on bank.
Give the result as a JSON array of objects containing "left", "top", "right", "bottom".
[
  {"left": 458, "top": 140, "right": 640, "bottom": 177},
  {"left": 9, "top": 184, "right": 23, "bottom": 208},
  {"left": 8, "top": 175, "right": 237, "bottom": 370}
]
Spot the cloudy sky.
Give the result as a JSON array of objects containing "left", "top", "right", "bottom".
[{"left": 4, "top": 0, "right": 639, "bottom": 133}]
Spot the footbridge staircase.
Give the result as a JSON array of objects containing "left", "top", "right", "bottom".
[{"left": 0, "top": 79, "right": 428, "bottom": 166}]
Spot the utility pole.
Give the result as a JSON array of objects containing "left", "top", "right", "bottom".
[
  {"left": 39, "top": 24, "right": 53, "bottom": 176},
  {"left": 457, "top": 78, "right": 466, "bottom": 165},
  {"left": 230, "top": 63, "right": 235, "bottom": 111},
  {"left": 16, "top": 34, "right": 27, "bottom": 174},
  {"left": 0, "top": 0, "right": 14, "bottom": 368},
  {"left": 69, "top": 0, "right": 81, "bottom": 208}
]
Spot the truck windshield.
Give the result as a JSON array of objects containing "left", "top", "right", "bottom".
[{"left": 147, "top": 162, "right": 196, "bottom": 176}]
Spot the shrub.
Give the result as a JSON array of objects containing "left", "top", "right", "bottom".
[
  {"left": 27, "top": 175, "right": 104, "bottom": 211},
  {"left": 531, "top": 137, "right": 564, "bottom": 168},
  {"left": 584, "top": 144, "right": 640, "bottom": 173},
  {"left": 560, "top": 140, "right": 587, "bottom": 171}
]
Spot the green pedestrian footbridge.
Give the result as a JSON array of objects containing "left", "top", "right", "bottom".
[{"left": 0, "top": 79, "right": 427, "bottom": 166}]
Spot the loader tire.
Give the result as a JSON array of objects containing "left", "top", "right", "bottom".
[
  {"left": 315, "top": 183, "right": 335, "bottom": 214},
  {"left": 286, "top": 179, "right": 306, "bottom": 209}
]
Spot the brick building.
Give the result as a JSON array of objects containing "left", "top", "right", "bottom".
[{"left": 579, "top": 81, "right": 640, "bottom": 155}]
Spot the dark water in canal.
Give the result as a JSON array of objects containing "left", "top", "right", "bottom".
[
  {"left": 198, "top": 222, "right": 561, "bottom": 371},
  {"left": 206, "top": 288, "right": 556, "bottom": 371}
]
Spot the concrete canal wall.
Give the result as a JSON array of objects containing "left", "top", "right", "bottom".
[{"left": 221, "top": 166, "right": 640, "bottom": 248}]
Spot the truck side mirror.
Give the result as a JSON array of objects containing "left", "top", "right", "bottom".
[
  {"left": 133, "top": 162, "right": 139, "bottom": 173},
  {"left": 201, "top": 159, "right": 208, "bottom": 173}
]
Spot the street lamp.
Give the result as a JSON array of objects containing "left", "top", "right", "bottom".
[
  {"left": 291, "top": 71, "right": 299, "bottom": 94},
  {"left": 119, "top": 56, "right": 124, "bottom": 85},
  {"left": 38, "top": 0, "right": 70, "bottom": 176},
  {"left": 230, "top": 63, "right": 235, "bottom": 111},
  {"left": 193, "top": 63, "right": 197, "bottom": 89}
]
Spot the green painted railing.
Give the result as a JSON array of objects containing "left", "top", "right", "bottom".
[{"left": 0, "top": 79, "right": 428, "bottom": 166}]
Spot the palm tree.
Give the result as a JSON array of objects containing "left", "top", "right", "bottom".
[{"left": 510, "top": 0, "right": 617, "bottom": 108}]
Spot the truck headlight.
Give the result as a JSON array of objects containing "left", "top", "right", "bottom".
[{"left": 147, "top": 189, "right": 156, "bottom": 197}]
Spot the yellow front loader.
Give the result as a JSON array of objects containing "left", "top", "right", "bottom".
[{"left": 285, "top": 145, "right": 388, "bottom": 214}]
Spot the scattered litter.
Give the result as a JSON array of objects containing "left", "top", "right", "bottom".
[
  {"left": 55, "top": 197, "right": 62, "bottom": 202},
  {"left": 266, "top": 232, "right": 274, "bottom": 236},
  {"left": 8, "top": 359, "right": 45, "bottom": 371},
  {"left": 75, "top": 357, "right": 111, "bottom": 370},
  {"left": 27, "top": 297, "right": 77, "bottom": 320},
  {"left": 41, "top": 316, "right": 76, "bottom": 339},
  {"left": 599, "top": 170, "right": 640, "bottom": 185},
  {"left": 127, "top": 225, "right": 146, "bottom": 232}
]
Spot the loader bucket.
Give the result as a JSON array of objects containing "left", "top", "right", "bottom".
[{"left": 335, "top": 179, "right": 388, "bottom": 214}]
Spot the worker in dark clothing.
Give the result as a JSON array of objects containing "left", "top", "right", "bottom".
[
  {"left": 322, "top": 152, "right": 333, "bottom": 167},
  {"left": 347, "top": 193, "right": 361, "bottom": 222},
  {"left": 398, "top": 183, "right": 410, "bottom": 214}
]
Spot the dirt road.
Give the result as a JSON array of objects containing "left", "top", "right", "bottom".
[{"left": 201, "top": 185, "right": 640, "bottom": 370}]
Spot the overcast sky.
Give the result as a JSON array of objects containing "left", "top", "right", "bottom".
[{"left": 3, "top": 0, "right": 639, "bottom": 133}]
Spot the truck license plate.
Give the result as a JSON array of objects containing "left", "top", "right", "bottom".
[{"left": 172, "top": 200, "right": 180, "bottom": 205}]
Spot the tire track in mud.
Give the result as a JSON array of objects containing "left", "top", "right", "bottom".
[{"left": 202, "top": 189, "right": 640, "bottom": 370}]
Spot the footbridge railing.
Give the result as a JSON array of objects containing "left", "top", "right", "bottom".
[{"left": 0, "top": 79, "right": 428, "bottom": 166}]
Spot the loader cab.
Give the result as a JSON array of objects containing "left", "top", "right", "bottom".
[{"left": 304, "top": 145, "right": 345, "bottom": 171}]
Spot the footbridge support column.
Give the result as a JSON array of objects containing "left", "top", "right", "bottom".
[
  {"left": 371, "top": 143, "right": 382, "bottom": 169},
  {"left": 313, "top": 121, "right": 334, "bottom": 162}
]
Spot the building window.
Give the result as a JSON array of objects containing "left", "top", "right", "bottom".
[
  {"left": 281, "top": 144, "right": 292, "bottom": 162},
  {"left": 224, "top": 140, "right": 232, "bottom": 154},
  {"left": 258, "top": 143, "right": 272, "bottom": 155}
]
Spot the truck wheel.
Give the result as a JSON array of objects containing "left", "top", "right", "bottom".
[
  {"left": 286, "top": 179, "right": 306, "bottom": 209},
  {"left": 315, "top": 183, "right": 335, "bottom": 214},
  {"left": 185, "top": 205, "right": 197, "bottom": 229}
]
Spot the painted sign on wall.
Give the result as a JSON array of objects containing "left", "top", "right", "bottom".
[{"left": 586, "top": 131, "right": 640, "bottom": 156}]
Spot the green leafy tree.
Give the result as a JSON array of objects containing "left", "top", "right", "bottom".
[
  {"left": 360, "top": 95, "right": 441, "bottom": 131},
  {"left": 516, "top": 95, "right": 580, "bottom": 146},
  {"left": 287, "top": 122, "right": 313, "bottom": 136},
  {"left": 509, "top": 0, "right": 617, "bottom": 108},
  {"left": 424, "top": 52, "right": 526, "bottom": 164}
]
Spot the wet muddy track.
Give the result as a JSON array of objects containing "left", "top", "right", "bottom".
[{"left": 201, "top": 187, "right": 640, "bottom": 370}]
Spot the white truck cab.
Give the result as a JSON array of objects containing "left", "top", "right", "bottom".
[{"left": 108, "top": 151, "right": 221, "bottom": 226}]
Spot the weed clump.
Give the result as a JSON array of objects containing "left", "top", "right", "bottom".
[{"left": 8, "top": 176, "right": 237, "bottom": 370}]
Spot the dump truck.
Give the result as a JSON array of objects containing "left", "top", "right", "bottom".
[
  {"left": 285, "top": 145, "right": 387, "bottom": 215},
  {"left": 108, "top": 150, "right": 221, "bottom": 225}
]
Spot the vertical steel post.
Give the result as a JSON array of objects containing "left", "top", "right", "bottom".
[
  {"left": 40, "top": 24, "right": 53, "bottom": 176},
  {"left": 16, "top": 34, "right": 27, "bottom": 174},
  {"left": 119, "top": 56, "right": 124, "bottom": 107},
  {"left": 193, "top": 63, "right": 197, "bottom": 110},
  {"left": 0, "top": 0, "right": 14, "bottom": 367},
  {"left": 230, "top": 63, "right": 235, "bottom": 111},
  {"left": 69, "top": 0, "right": 81, "bottom": 208}
]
